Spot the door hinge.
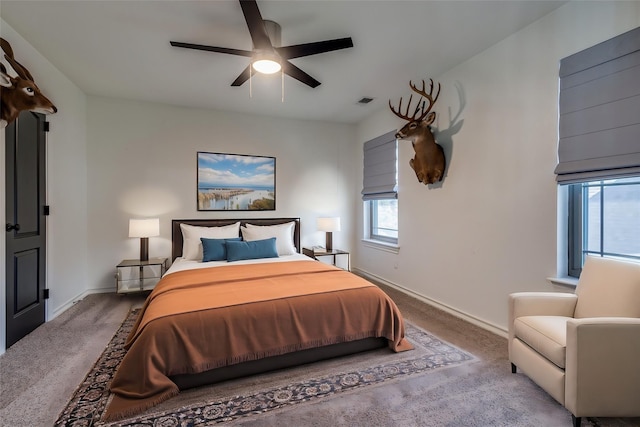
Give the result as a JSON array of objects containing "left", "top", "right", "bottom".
[
  {"left": 43, "top": 205, "right": 50, "bottom": 216},
  {"left": 43, "top": 289, "right": 50, "bottom": 299},
  {"left": 44, "top": 121, "right": 50, "bottom": 132}
]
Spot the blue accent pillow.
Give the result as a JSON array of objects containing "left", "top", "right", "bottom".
[
  {"left": 201, "top": 237, "right": 241, "bottom": 262},
  {"left": 226, "top": 237, "right": 279, "bottom": 262}
]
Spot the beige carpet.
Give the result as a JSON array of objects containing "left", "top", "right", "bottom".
[{"left": 1, "top": 286, "right": 639, "bottom": 426}]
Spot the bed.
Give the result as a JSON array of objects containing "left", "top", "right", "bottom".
[{"left": 105, "top": 218, "right": 412, "bottom": 421}]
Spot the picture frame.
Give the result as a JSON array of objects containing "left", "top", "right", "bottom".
[{"left": 197, "top": 152, "right": 276, "bottom": 211}]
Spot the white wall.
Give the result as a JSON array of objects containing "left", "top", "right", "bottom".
[
  {"left": 353, "top": 1, "right": 640, "bottom": 335},
  {"left": 1, "top": 20, "right": 88, "bottom": 354},
  {"left": 85, "top": 96, "right": 356, "bottom": 291}
]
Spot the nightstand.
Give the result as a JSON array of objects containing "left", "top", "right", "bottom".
[
  {"left": 116, "top": 257, "right": 167, "bottom": 294},
  {"left": 303, "top": 247, "right": 350, "bottom": 271}
]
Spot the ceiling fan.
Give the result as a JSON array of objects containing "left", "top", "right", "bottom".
[{"left": 170, "top": 0, "right": 353, "bottom": 88}]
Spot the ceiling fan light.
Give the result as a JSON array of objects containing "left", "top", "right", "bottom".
[{"left": 252, "top": 58, "right": 281, "bottom": 74}]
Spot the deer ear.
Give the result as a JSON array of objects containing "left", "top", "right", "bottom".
[
  {"left": 0, "top": 71, "right": 12, "bottom": 88},
  {"left": 423, "top": 111, "right": 436, "bottom": 126},
  {"left": 7, "top": 57, "right": 33, "bottom": 81}
]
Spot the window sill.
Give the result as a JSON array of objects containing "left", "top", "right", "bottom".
[
  {"left": 547, "top": 276, "right": 579, "bottom": 288},
  {"left": 361, "top": 239, "right": 399, "bottom": 254}
]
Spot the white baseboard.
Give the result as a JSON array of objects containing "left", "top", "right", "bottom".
[
  {"left": 49, "top": 287, "right": 115, "bottom": 321},
  {"left": 49, "top": 291, "right": 87, "bottom": 321},
  {"left": 353, "top": 268, "right": 508, "bottom": 338}
]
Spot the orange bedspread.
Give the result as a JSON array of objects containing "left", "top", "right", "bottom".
[{"left": 105, "top": 260, "right": 412, "bottom": 421}]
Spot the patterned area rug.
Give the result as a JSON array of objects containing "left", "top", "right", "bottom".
[{"left": 55, "top": 309, "right": 475, "bottom": 426}]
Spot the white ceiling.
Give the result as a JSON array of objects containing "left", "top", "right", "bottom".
[{"left": 1, "top": 0, "right": 566, "bottom": 124}]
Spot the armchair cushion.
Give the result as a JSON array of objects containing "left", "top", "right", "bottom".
[
  {"left": 514, "top": 316, "right": 569, "bottom": 368},
  {"left": 574, "top": 256, "right": 640, "bottom": 318}
]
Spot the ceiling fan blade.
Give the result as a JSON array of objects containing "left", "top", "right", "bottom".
[
  {"left": 282, "top": 61, "right": 321, "bottom": 88},
  {"left": 170, "top": 41, "right": 253, "bottom": 57},
  {"left": 277, "top": 37, "right": 354, "bottom": 59},
  {"left": 239, "top": 0, "right": 273, "bottom": 50},
  {"left": 231, "top": 65, "right": 251, "bottom": 87}
]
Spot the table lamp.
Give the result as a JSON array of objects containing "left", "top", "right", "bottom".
[
  {"left": 317, "top": 217, "right": 341, "bottom": 251},
  {"left": 129, "top": 218, "right": 160, "bottom": 261}
]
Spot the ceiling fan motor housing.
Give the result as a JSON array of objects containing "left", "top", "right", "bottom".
[{"left": 263, "top": 20, "right": 281, "bottom": 47}]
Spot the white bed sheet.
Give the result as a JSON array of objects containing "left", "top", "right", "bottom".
[{"left": 164, "top": 253, "right": 312, "bottom": 277}]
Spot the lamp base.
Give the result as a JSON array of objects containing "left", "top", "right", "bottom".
[
  {"left": 140, "top": 237, "right": 149, "bottom": 262},
  {"left": 325, "top": 232, "right": 333, "bottom": 251}
]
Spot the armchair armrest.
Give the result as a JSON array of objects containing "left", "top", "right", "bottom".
[
  {"left": 565, "top": 317, "right": 640, "bottom": 417},
  {"left": 508, "top": 292, "right": 578, "bottom": 344},
  {"left": 509, "top": 292, "right": 577, "bottom": 321}
]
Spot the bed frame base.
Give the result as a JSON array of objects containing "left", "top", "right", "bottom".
[{"left": 171, "top": 337, "right": 387, "bottom": 390}]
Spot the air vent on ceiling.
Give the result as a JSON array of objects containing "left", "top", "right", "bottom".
[{"left": 357, "top": 97, "right": 374, "bottom": 105}]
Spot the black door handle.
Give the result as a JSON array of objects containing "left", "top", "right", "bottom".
[{"left": 6, "top": 223, "right": 20, "bottom": 232}]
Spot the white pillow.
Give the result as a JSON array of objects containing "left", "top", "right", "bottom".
[
  {"left": 180, "top": 222, "right": 241, "bottom": 260},
  {"left": 241, "top": 222, "right": 296, "bottom": 256}
]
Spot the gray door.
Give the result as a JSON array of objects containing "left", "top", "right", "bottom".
[{"left": 5, "top": 111, "right": 47, "bottom": 348}]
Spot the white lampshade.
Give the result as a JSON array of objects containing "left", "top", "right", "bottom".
[
  {"left": 317, "top": 217, "right": 341, "bottom": 232},
  {"left": 252, "top": 51, "right": 282, "bottom": 74},
  {"left": 252, "top": 59, "right": 281, "bottom": 74},
  {"left": 128, "top": 218, "right": 160, "bottom": 238}
]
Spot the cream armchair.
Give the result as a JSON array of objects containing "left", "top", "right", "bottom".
[{"left": 509, "top": 256, "right": 640, "bottom": 427}]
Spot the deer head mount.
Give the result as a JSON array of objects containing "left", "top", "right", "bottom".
[
  {"left": 389, "top": 79, "right": 445, "bottom": 185},
  {"left": 1, "top": 38, "right": 57, "bottom": 128}
]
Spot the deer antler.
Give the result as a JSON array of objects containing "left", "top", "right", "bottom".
[
  {"left": 409, "top": 78, "right": 440, "bottom": 119},
  {"left": 389, "top": 78, "right": 441, "bottom": 123},
  {"left": 389, "top": 93, "right": 426, "bottom": 122}
]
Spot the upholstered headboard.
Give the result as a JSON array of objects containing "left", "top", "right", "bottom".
[{"left": 171, "top": 218, "right": 301, "bottom": 261}]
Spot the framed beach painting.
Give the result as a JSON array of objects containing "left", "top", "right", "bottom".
[{"left": 197, "top": 152, "right": 276, "bottom": 211}]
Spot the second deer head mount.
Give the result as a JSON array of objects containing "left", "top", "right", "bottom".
[
  {"left": 389, "top": 79, "right": 445, "bottom": 185},
  {"left": 0, "top": 38, "right": 57, "bottom": 128}
]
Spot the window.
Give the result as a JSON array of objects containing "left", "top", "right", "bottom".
[
  {"left": 567, "top": 176, "right": 640, "bottom": 277},
  {"left": 369, "top": 199, "right": 398, "bottom": 244},
  {"left": 362, "top": 130, "right": 398, "bottom": 246}
]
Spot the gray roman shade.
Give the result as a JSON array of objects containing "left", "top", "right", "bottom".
[
  {"left": 362, "top": 130, "right": 397, "bottom": 200},
  {"left": 555, "top": 26, "right": 640, "bottom": 184}
]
